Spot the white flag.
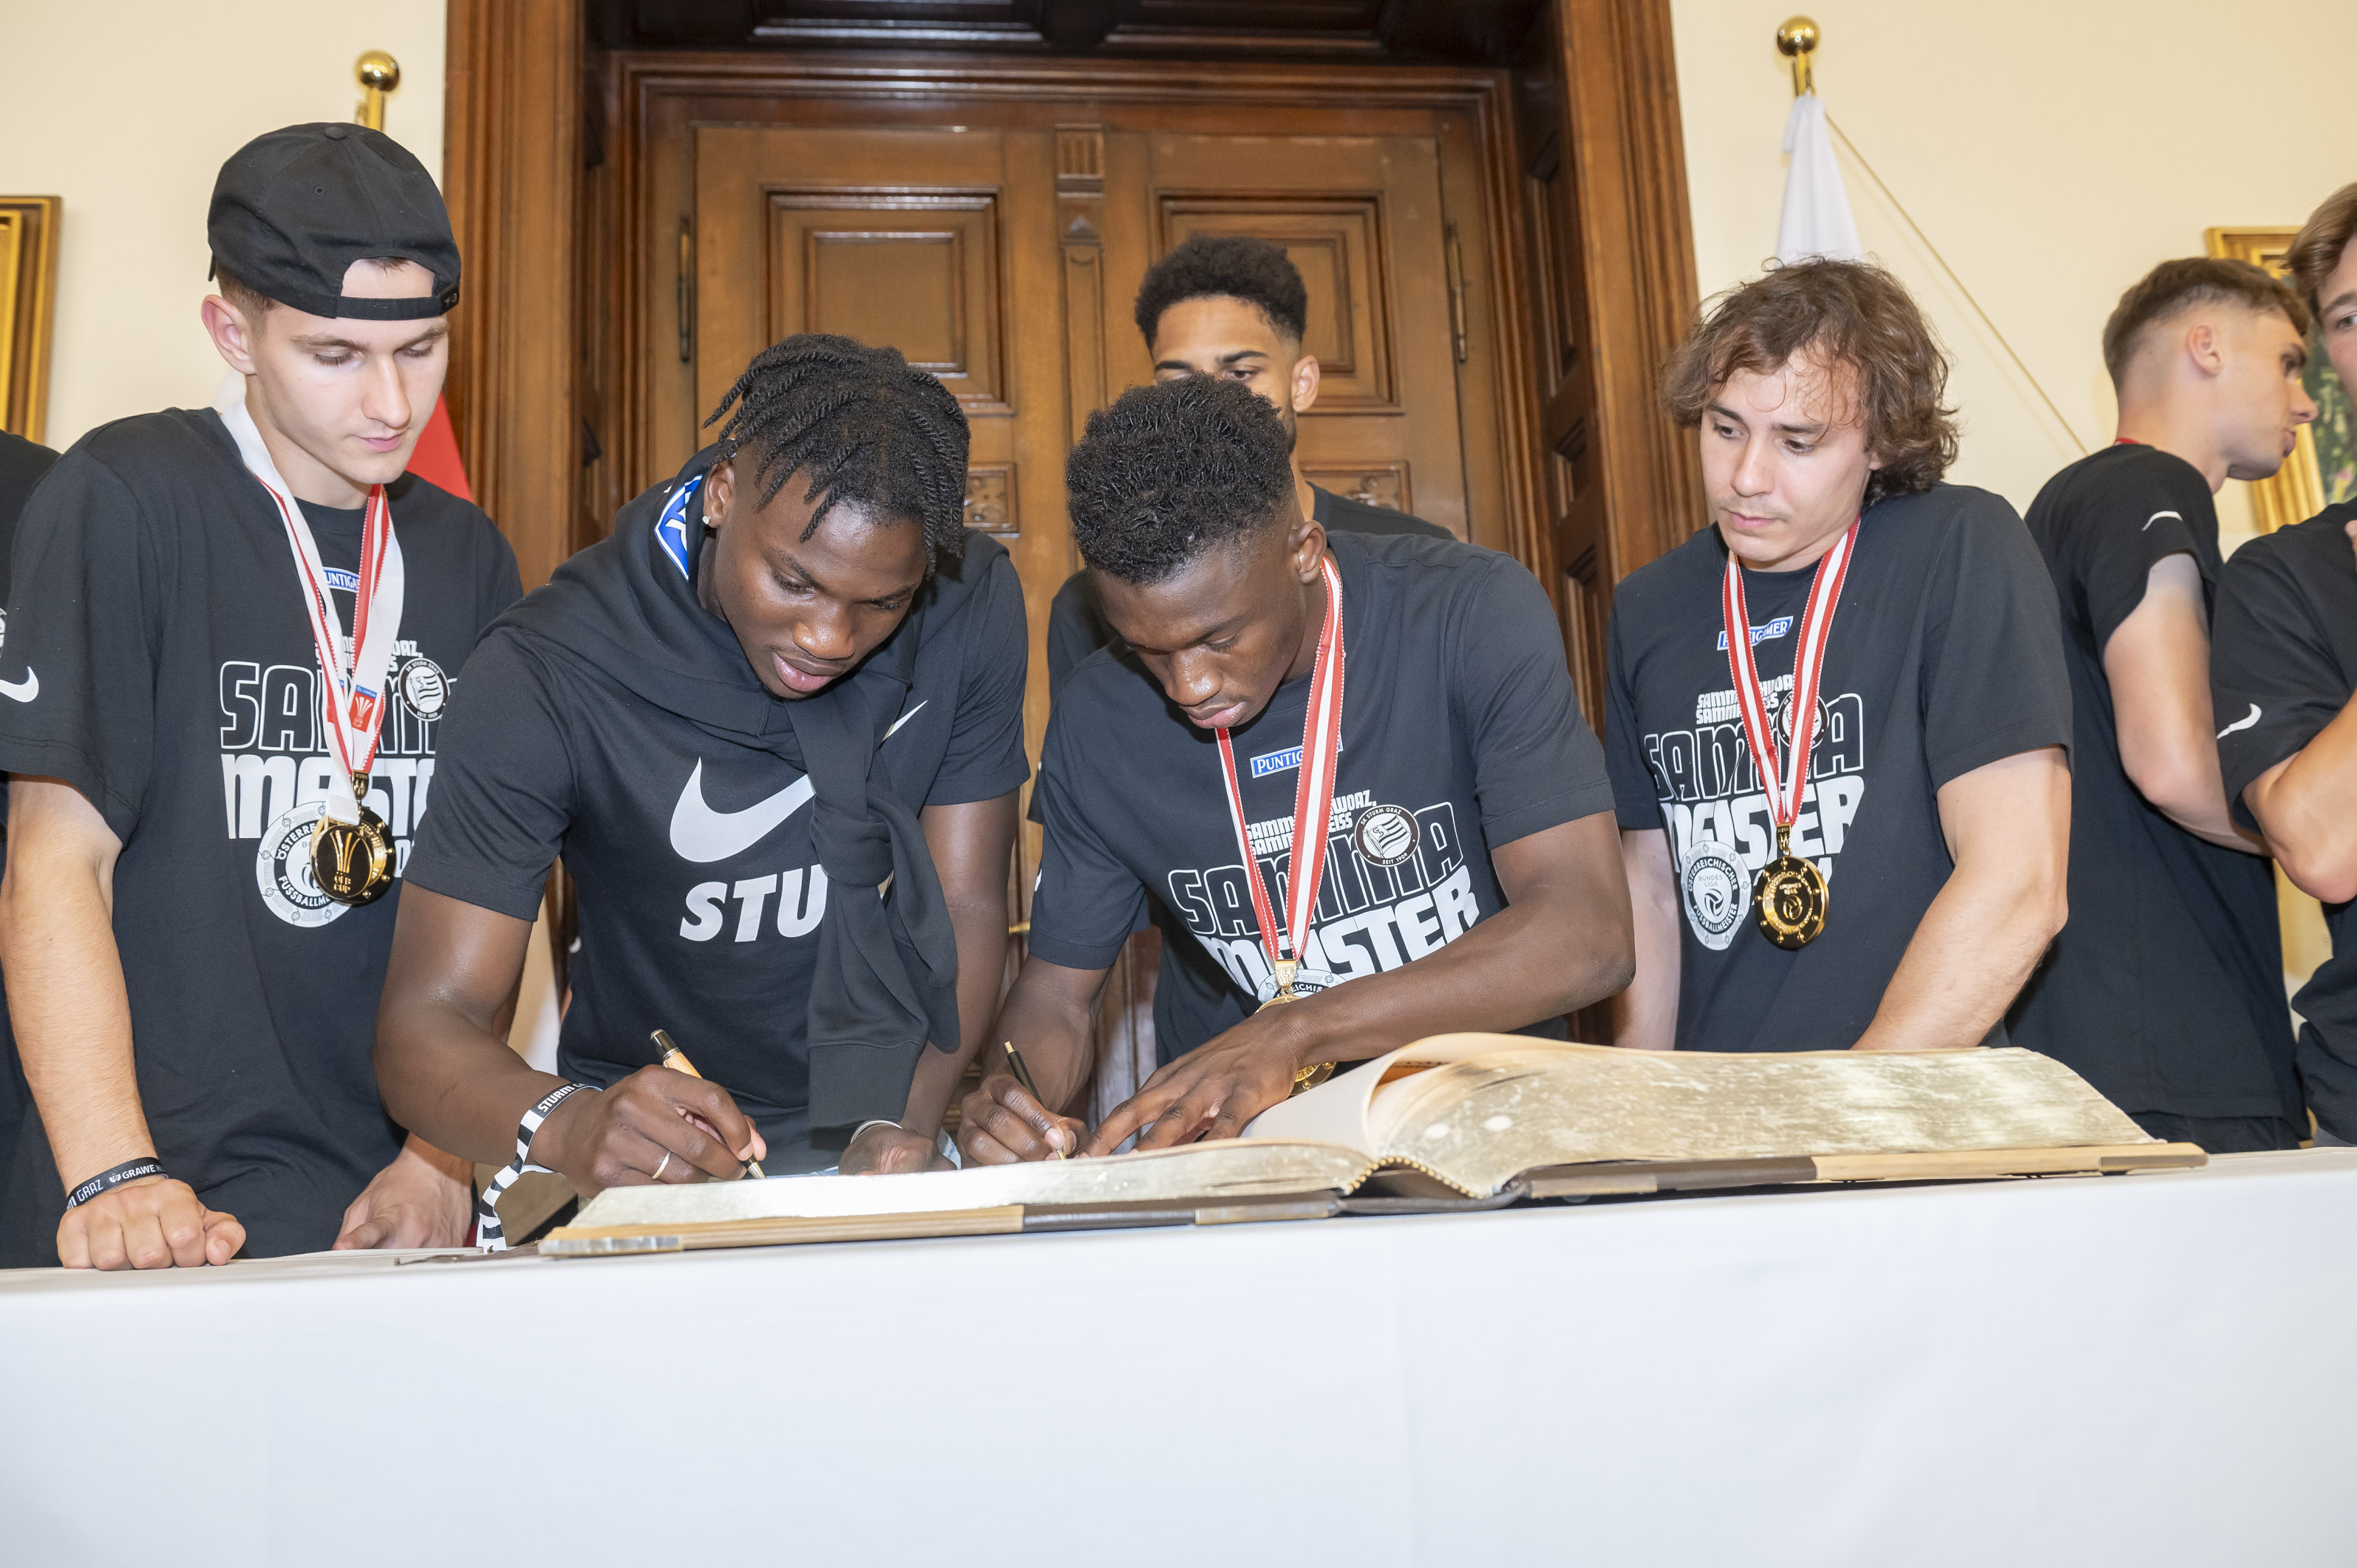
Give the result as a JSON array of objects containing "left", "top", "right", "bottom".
[{"left": 1776, "top": 94, "right": 1862, "bottom": 265}]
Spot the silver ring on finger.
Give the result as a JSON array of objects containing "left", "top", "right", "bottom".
[{"left": 650, "top": 1151, "right": 672, "bottom": 1182}]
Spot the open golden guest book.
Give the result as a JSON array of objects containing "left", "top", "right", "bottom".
[{"left": 540, "top": 1036, "right": 2201, "bottom": 1257}]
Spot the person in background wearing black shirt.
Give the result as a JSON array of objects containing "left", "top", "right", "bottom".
[
  {"left": 2214, "top": 181, "right": 2357, "bottom": 1144},
  {"left": 961, "top": 376, "right": 1630, "bottom": 1163},
  {"left": 2009, "top": 259, "right": 2315, "bottom": 1150},
  {"left": 377, "top": 335, "right": 1026, "bottom": 1193},
  {"left": 0, "top": 432, "right": 56, "bottom": 562},
  {"left": 1043, "top": 234, "right": 1451, "bottom": 696},
  {"left": 0, "top": 429, "right": 56, "bottom": 1238},
  {"left": 1608, "top": 260, "right": 2072, "bottom": 1055},
  {"left": 0, "top": 126, "right": 520, "bottom": 1267}
]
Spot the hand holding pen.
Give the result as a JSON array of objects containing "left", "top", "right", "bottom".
[{"left": 528, "top": 1040, "right": 769, "bottom": 1195}]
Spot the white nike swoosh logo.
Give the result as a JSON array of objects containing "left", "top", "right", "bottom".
[
  {"left": 667, "top": 701, "right": 927, "bottom": 863},
  {"left": 0, "top": 669, "right": 35, "bottom": 703},
  {"left": 2217, "top": 703, "right": 2261, "bottom": 739},
  {"left": 2143, "top": 511, "right": 2183, "bottom": 531}
]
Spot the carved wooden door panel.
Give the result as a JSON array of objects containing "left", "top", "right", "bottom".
[{"left": 1098, "top": 131, "right": 1471, "bottom": 537}]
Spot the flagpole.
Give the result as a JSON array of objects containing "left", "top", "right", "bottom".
[
  {"left": 1775, "top": 16, "right": 1818, "bottom": 98},
  {"left": 1771, "top": 17, "right": 2088, "bottom": 455}
]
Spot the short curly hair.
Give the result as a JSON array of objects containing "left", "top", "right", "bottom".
[
  {"left": 1662, "top": 259, "right": 1958, "bottom": 509},
  {"left": 1067, "top": 376, "right": 1296, "bottom": 584},
  {"left": 1133, "top": 234, "right": 1309, "bottom": 347}
]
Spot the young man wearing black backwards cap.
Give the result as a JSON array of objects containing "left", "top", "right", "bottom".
[
  {"left": 375, "top": 335, "right": 1026, "bottom": 1208},
  {"left": 1606, "top": 260, "right": 2072, "bottom": 1058},
  {"left": 959, "top": 375, "right": 1631, "bottom": 1163},
  {"left": 2007, "top": 259, "right": 2316, "bottom": 1151},
  {"left": 2211, "top": 182, "right": 2357, "bottom": 1145},
  {"left": 0, "top": 125, "right": 520, "bottom": 1267}
]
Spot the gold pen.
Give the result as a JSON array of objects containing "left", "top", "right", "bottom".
[
  {"left": 1001, "top": 1040, "right": 1067, "bottom": 1160},
  {"left": 650, "top": 1029, "right": 767, "bottom": 1179}
]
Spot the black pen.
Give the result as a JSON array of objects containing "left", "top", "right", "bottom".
[
  {"left": 1001, "top": 1040, "right": 1067, "bottom": 1160},
  {"left": 651, "top": 1029, "right": 767, "bottom": 1179}
]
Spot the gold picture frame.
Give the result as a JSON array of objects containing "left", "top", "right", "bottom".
[
  {"left": 2206, "top": 225, "right": 2355, "bottom": 533},
  {"left": 0, "top": 196, "right": 61, "bottom": 445}
]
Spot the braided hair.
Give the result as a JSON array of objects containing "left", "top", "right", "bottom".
[{"left": 704, "top": 333, "right": 970, "bottom": 569}]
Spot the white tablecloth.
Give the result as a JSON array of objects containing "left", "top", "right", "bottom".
[{"left": 4, "top": 1148, "right": 2354, "bottom": 1566}]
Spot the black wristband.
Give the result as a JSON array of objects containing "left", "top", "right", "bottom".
[{"left": 65, "top": 1157, "right": 169, "bottom": 1210}]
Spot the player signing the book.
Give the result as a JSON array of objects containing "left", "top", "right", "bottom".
[
  {"left": 960, "top": 375, "right": 1633, "bottom": 1163},
  {"left": 374, "top": 336, "right": 1027, "bottom": 1216},
  {"left": 0, "top": 125, "right": 520, "bottom": 1266},
  {"left": 1607, "top": 259, "right": 2073, "bottom": 1055}
]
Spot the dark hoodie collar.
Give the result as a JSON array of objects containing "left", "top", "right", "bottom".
[{"left": 489, "top": 445, "right": 917, "bottom": 756}]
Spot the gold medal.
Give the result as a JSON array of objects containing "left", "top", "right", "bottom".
[
  {"left": 1752, "top": 825, "right": 1827, "bottom": 949},
  {"left": 1289, "top": 1060, "right": 1338, "bottom": 1097},
  {"left": 1263, "top": 957, "right": 1301, "bottom": 1008},
  {"left": 310, "top": 774, "right": 394, "bottom": 907},
  {"left": 1719, "top": 518, "right": 1859, "bottom": 953}
]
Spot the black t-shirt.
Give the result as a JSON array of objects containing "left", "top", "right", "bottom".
[
  {"left": 1042, "top": 484, "right": 1453, "bottom": 701},
  {"left": 1605, "top": 484, "right": 2073, "bottom": 1052},
  {"left": 0, "top": 430, "right": 58, "bottom": 606},
  {"left": 0, "top": 408, "right": 520, "bottom": 1260},
  {"left": 1037, "top": 485, "right": 1455, "bottom": 1057},
  {"left": 0, "top": 429, "right": 55, "bottom": 1235},
  {"left": 1027, "top": 530, "right": 1610, "bottom": 1064},
  {"left": 405, "top": 460, "right": 1030, "bottom": 1169},
  {"left": 2213, "top": 502, "right": 2357, "bottom": 1138},
  {"left": 2007, "top": 444, "right": 2297, "bottom": 1119}
]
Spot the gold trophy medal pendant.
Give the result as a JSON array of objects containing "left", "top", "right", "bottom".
[
  {"left": 1752, "top": 853, "right": 1827, "bottom": 949},
  {"left": 310, "top": 808, "right": 395, "bottom": 907}
]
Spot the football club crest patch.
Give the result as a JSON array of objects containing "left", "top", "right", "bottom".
[{"left": 655, "top": 474, "right": 704, "bottom": 579}]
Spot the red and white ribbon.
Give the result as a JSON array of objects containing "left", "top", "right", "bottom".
[
  {"left": 214, "top": 375, "right": 406, "bottom": 824},
  {"left": 1214, "top": 555, "right": 1345, "bottom": 998},
  {"left": 1720, "top": 519, "right": 1857, "bottom": 834}
]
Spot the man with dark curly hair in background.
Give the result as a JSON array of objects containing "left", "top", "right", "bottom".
[
  {"left": 1608, "top": 259, "right": 2074, "bottom": 1056},
  {"left": 959, "top": 375, "right": 1633, "bottom": 1162}
]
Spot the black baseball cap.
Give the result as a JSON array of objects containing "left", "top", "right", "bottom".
[{"left": 207, "top": 123, "right": 460, "bottom": 321}]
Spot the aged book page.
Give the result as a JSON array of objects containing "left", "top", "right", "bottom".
[
  {"left": 568, "top": 1138, "right": 1374, "bottom": 1232},
  {"left": 1362, "top": 1041, "right": 2154, "bottom": 1197}
]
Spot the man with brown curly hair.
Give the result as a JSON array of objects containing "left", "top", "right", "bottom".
[
  {"left": 1607, "top": 259, "right": 2072, "bottom": 1054},
  {"left": 2007, "top": 259, "right": 2314, "bottom": 1151}
]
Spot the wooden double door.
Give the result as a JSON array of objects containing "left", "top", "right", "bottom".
[{"left": 673, "top": 106, "right": 1511, "bottom": 774}]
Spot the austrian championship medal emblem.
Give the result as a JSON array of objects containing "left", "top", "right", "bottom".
[
  {"left": 1680, "top": 840, "right": 1747, "bottom": 951},
  {"left": 395, "top": 654, "right": 449, "bottom": 720},
  {"left": 1352, "top": 803, "right": 1418, "bottom": 867},
  {"left": 256, "top": 802, "right": 350, "bottom": 929}
]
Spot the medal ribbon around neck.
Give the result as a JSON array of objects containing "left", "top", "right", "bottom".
[
  {"left": 213, "top": 375, "right": 407, "bottom": 825},
  {"left": 1720, "top": 517, "right": 1858, "bottom": 848},
  {"left": 1214, "top": 555, "right": 1345, "bottom": 1004}
]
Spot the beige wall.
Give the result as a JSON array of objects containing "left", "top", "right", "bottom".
[
  {"left": 0, "top": 1, "right": 445, "bottom": 451},
  {"left": 1670, "top": 0, "right": 2357, "bottom": 543}
]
